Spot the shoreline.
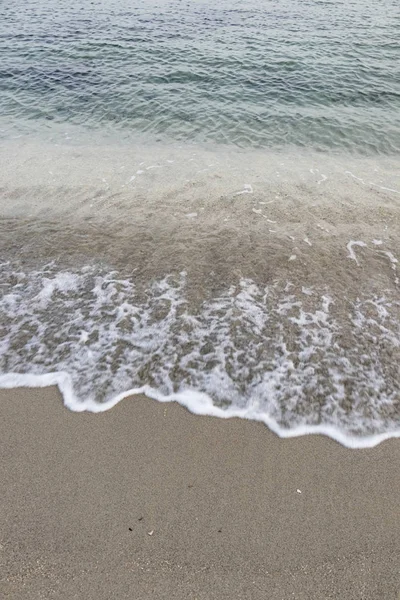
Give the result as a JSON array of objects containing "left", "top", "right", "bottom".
[
  {"left": 1, "top": 386, "right": 399, "bottom": 599},
  {"left": 1, "top": 375, "right": 400, "bottom": 449}
]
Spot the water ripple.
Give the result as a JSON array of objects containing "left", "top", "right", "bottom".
[{"left": 0, "top": 0, "right": 399, "bottom": 152}]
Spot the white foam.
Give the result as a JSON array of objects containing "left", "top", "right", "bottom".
[
  {"left": 346, "top": 171, "right": 400, "bottom": 195},
  {"left": 1, "top": 372, "right": 399, "bottom": 449},
  {"left": 347, "top": 240, "right": 368, "bottom": 266},
  {"left": 310, "top": 168, "right": 327, "bottom": 185},
  {"left": 1, "top": 264, "right": 399, "bottom": 449},
  {"left": 378, "top": 250, "right": 399, "bottom": 285},
  {"left": 301, "top": 287, "right": 313, "bottom": 296},
  {"left": 235, "top": 184, "right": 253, "bottom": 195}
]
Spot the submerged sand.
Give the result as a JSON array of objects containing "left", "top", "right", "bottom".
[
  {"left": 1, "top": 141, "right": 400, "bottom": 439},
  {"left": 1, "top": 387, "right": 399, "bottom": 599}
]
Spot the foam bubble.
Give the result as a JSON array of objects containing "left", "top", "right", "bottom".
[
  {"left": 347, "top": 241, "right": 368, "bottom": 266},
  {"left": 1, "top": 262, "right": 399, "bottom": 448}
]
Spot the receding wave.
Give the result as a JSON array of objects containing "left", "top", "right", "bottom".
[
  {"left": 0, "top": 261, "right": 399, "bottom": 448},
  {"left": 0, "top": 140, "right": 399, "bottom": 448}
]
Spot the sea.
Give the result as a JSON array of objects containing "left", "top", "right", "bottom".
[{"left": 0, "top": 0, "right": 399, "bottom": 447}]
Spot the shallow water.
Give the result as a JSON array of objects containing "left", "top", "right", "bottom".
[{"left": 0, "top": 1, "right": 399, "bottom": 446}]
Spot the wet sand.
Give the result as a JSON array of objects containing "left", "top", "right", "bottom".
[{"left": 0, "top": 387, "right": 399, "bottom": 599}]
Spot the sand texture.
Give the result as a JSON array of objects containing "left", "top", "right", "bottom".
[{"left": 1, "top": 387, "right": 399, "bottom": 599}]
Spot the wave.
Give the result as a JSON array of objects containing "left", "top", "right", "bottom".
[
  {"left": 1, "top": 0, "right": 399, "bottom": 154},
  {"left": 1, "top": 372, "right": 399, "bottom": 449},
  {"left": 1, "top": 263, "right": 399, "bottom": 449}
]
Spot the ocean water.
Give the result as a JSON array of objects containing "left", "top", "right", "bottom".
[
  {"left": 0, "top": 0, "right": 399, "bottom": 447},
  {"left": 1, "top": 0, "right": 400, "bottom": 153}
]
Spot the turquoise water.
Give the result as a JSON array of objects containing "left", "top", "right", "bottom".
[{"left": 1, "top": 0, "right": 399, "bottom": 152}]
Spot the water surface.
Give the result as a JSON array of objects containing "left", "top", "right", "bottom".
[
  {"left": 0, "top": 0, "right": 399, "bottom": 446},
  {"left": 1, "top": 0, "right": 399, "bottom": 152}
]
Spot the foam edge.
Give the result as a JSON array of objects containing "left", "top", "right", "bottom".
[{"left": 0, "top": 372, "right": 399, "bottom": 449}]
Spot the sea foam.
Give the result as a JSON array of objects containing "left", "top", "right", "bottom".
[{"left": 1, "top": 262, "right": 399, "bottom": 448}]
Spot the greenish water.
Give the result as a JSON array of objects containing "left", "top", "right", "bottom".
[{"left": 1, "top": 0, "right": 399, "bottom": 152}]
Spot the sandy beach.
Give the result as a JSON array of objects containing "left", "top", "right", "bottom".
[
  {"left": 1, "top": 2, "right": 399, "bottom": 598},
  {"left": 1, "top": 387, "right": 399, "bottom": 599}
]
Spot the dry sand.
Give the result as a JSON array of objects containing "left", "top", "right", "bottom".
[{"left": 0, "top": 387, "right": 399, "bottom": 599}]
